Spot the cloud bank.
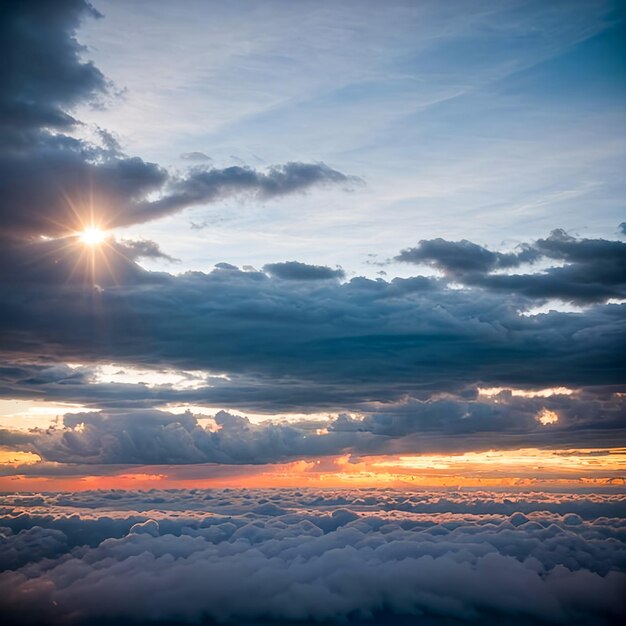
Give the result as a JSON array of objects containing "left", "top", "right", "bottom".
[
  {"left": 0, "top": 489, "right": 624, "bottom": 626},
  {"left": 1, "top": 254, "right": 623, "bottom": 409},
  {"left": 2, "top": 386, "right": 625, "bottom": 469}
]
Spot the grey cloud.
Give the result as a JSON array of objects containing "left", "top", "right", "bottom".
[
  {"left": 19, "top": 409, "right": 366, "bottom": 466},
  {"left": 0, "top": 489, "right": 624, "bottom": 626},
  {"left": 0, "top": 0, "right": 106, "bottom": 136},
  {"left": 0, "top": 233, "right": 163, "bottom": 287},
  {"left": 263, "top": 261, "right": 345, "bottom": 280},
  {"left": 125, "top": 162, "right": 358, "bottom": 226},
  {"left": 0, "top": 526, "right": 69, "bottom": 571},
  {"left": 0, "top": 3, "right": 164, "bottom": 238},
  {"left": 0, "top": 117, "right": 169, "bottom": 239},
  {"left": 3, "top": 390, "right": 624, "bottom": 468},
  {"left": 396, "top": 230, "right": 626, "bottom": 304},
  {"left": 1, "top": 141, "right": 350, "bottom": 240},
  {"left": 0, "top": 254, "right": 624, "bottom": 421},
  {"left": 1, "top": 261, "right": 623, "bottom": 409},
  {"left": 396, "top": 238, "right": 538, "bottom": 274},
  {"left": 3, "top": 488, "right": 624, "bottom": 526},
  {"left": 179, "top": 151, "right": 212, "bottom": 162},
  {"left": 115, "top": 238, "right": 179, "bottom": 263},
  {"left": 214, "top": 262, "right": 240, "bottom": 271}
]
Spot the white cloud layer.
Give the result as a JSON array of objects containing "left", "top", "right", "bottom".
[{"left": 1, "top": 489, "right": 624, "bottom": 625}]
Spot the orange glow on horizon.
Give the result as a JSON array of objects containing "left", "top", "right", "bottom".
[{"left": 1, "top": 448, "right": 625, "bottom": 492}]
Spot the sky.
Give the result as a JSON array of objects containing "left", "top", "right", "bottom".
[
  {"left": 1, "top": 1, "right": 625, "bottom": 624},
  {"left": 0, "top": 0, "right": 625, "bottom": 491}
]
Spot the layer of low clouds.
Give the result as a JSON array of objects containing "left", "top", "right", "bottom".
[{"left": 0, "top": 489, "right": 624, "bottom": 625}]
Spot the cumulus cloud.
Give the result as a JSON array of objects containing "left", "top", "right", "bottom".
[
  {"left": 8, "top": 409, "right": 364, "bottom": 466},
  {"left": 396, "top": 229, "right": 626, "bottom": 304},
  {"left": 1, "top": 389, "right": 624, "bottom": 468},
  {"left": 395, "top": 237, "right": 538, "bottom": 274},
  {"left": 0, "top": 489, "right": 624, "bottom": 625},
  {"left": 263, "top": 261, "right": 346, "bottom": 280}
]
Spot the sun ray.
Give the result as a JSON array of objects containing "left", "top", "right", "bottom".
[{"left": 80, "top": 227, "right": 106, "bottom": 246}]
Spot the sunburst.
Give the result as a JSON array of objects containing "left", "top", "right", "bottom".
[{"left": 79, "top": 227, "right": 107, "bottom": 246}]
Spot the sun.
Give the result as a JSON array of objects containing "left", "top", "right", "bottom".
[{"left": 79, "top": 227, "right": 106, "bottom": 246}]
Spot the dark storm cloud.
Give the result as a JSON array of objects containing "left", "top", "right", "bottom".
[
  {"left": 1, "top": 258, "right": 623, "bottom": 406},
  {"left": 0, "top": 0, "right": 106, "bottom": 135},
  {"left": 0, "top": 489, "right": 624, "bottom": 626},
  {"left": 0, "top": 0, "right": 353, "bottom": 240},
  {"left": 396, "top": 229, "right": 626, "bottom": 304},
  {"left": 263, "top": 261, "right": 345, "bottom": 280},
  {"left": 0, "top": 247, "right": 624, "bottom": 429}
]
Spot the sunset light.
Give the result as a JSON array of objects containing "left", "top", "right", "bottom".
[{"left": 1, "top": 1, "right": 624, "bottom": 625}]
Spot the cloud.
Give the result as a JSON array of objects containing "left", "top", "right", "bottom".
[
  {"left": 0, "top": 1, "right": 354, "bottom": 242},
  {"left": 263, "top": 261, "right": 345, "bottom": 280},
  {"left": 122, "top": 162, "right": 358, "bottom": 227},
  {"left": 0, "top": 0, "right": 106, "bottom": 134},
  {"left": 115, "top": 238, "right": 179, "bottom": 263},
  {"left": 0, "top": 0, "right": 624, "bottom": 482},
  {"left": 396, "top": 230, "right": 626, "bottom": 304},
  {"left": 395, "top": 238, "right": 538, "bottom": 274},
  {"left": 179, "top": 151, "right": 212, "bottom": 162},
  {"left": 2, "top": 388, "right": 624, "bottom": 469},
  {"left": 1, "top": 256, "right": 623, "bottom": 414},
  {"left": 10, "top": 409, "right": 364, "bottom": 466},
  {"left": 0, "top": 489, "right": 624, "bottom": 625}
]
